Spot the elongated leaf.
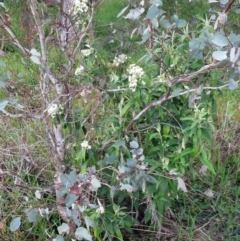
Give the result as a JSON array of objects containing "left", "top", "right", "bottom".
[
  {"left": 0, "top": 2, "right": 5, "bottom": 8},
  {"left": 125, "top": 8, "right": 144, "bottom": 20},
  {"left": 117, "top": 5, "right": 129, "bottom": 18},
  {"left": 200, "top": 149, "right": 215, "bottom": 174},
  {"left": 177, "top": 177, "right": 187, "bottom": 192}
]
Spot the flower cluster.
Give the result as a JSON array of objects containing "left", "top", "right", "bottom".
[
  {"left": 81, "top": 140, "right": 91, "bottom": 150},
  {"left": 75, "top": 65, "right": 85, "bottom": 76},
  {"left": 72, "top": 0, "right": 88, "bottom": 15},
  {"left": 112, "top": 54, "right": 128, "bottom": 67},
  {"left": 81, "top": 45, "right": 94, "bottom": 57},
  {"left": 47, "top": 104, "right": 63, "bottom": 118},
  {"left": 127, "top": 64, "right": 145, "bottom": 92}
]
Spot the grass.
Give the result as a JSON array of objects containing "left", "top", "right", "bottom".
[{"left": 1, "top": 0, "right": 240, "bottom": 240}]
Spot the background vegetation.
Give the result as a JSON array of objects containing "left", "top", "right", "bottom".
[{"left": 0, "top": 0, "right": 240, "bottom": 240}]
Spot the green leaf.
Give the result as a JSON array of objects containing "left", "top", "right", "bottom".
[
  {"left": 121, "top": 99, "right": 135, "bottom": 117},
  {"left": 10, "top": 217, "right": 21, "bottom": 232},
  {"left": 200, "top": 149, "right": 216, "bottom": 174},
  {"left": 112, "top": 140, "right": 127, "bottom": 150},
  {"left": 173, "top": 148, "right": 194, "bottom": 161},
  {"left": 114, "top": 224, "right": 123, "bottom": 241},
  {"left": 171, "top": 88, "right": 183, "bottom": 97},
  {"left": 75, "top": 227, "right": 92, "bottom": 241}
]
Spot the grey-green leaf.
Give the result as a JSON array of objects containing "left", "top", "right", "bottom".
[
  {"left": 150, "top": 0, "right": 163, "bottom": 6},
  {"left": 57, "top": 223, "right": 69, "bottom": 235},
  {"left": 75, "top": 227, "right": 92, "bottom": 241},
  {"left": 0, "top": 100, "right": 8, "bottom": 111},
  {"left": 172, "top": 88, "right": 183, "bottom": 97},
  {"left": 228, "top": 78, "right": 238, "bottom": 90},
  {"left": 55, "top": 235, "right": 64, "bottom": 241},
  {"left": 176, "top": 19, "right": 187, "bottom": 28},
  {"left": 0, "top": 61, "right": 6, "bottom": 67},
  {"left": 160, "top": 19, "right": 171, "bottom": 29},
  {"left": 125, "top": 8, "right": 144, "bottom": 20},
  {"left": 212, "top": 51, "right": 228, "bottom": 61},
  {"left": 146, "top": 6, "right": 159, "bottom": 19},
  {"left": 65, "top": 193, "right": 78, "bottom": 207},
  {"left": 130, "top": 141, "right": 139, "bottom": 149},
  {"left": 26, "top": 209, "right": 38, "bottom": 223},
  {"left": 211, "top": 33, "right": 229, "bottom": 47},
  {"left": 117, "top": 5, "right": 129, "bottom": 18},
  {"left": 10, "top": 217, "right": 21, "bottom": 232}
]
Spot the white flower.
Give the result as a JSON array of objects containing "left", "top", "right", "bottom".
[
  {"left": 75, "top": 65, "right": 85, "bottom": 75},
  {"left": 96, "top": 199, "right": 105, "bottom": 214},
  {"left": 127, "top": 64, "right": 145, "bottom": 91},
  {"left": 112, "top": 54, "right": 128, "bottom": 67},
  {"left": 81, "top": 48, "right": 93, "bottom": 57},
  {"left": 81, "top": 140, "right": 91, "bottom": 150},
  {"left": 47, "top": 103, "right": 59, "bottom": 117},
  {"left": 72, "top": 0, "right": 88, "bottom": 15}
]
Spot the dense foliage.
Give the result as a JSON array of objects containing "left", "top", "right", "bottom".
[{"left": 0, "top": 0, "right": 240, "bottom": 240}]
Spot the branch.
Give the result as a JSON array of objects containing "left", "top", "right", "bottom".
[
  {"left": 0, "top": 14, "right": 29, "bottom": 54},
  {"left": 125, "top": 83, "right": 229, "bottom": 132},
  {"left": 1, "top": 109, "right": 42, "bottom": 119},
  {"left": 172, "top": 62, "right": 222, "bottom": 84}
]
